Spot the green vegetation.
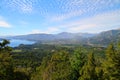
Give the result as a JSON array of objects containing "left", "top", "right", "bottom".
[
  {"left": 12, "top": 49, "right": 22, "bottom": 52},
  {"left": 0, "top": 40, "right": 120, "bottom": 80},
  {"left": 0, "top": 40, "right": 13, "bottom": 80}
]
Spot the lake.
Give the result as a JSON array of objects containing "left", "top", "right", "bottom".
[{"left": 9, "top": 39, "right": 35, "bottom": 47}]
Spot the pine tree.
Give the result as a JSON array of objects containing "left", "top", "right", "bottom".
[
  {"left": 80, "top": 52, "right": 98, "bottom": 80},
  {"left": 33, "top": 50, "right": 73, "bottom": 80},
  {"left": 70, "top": 47, "right": 87, "bottom": 80},
  {"left": 103, "top": 43, "right": 120, "bottom": 80}
]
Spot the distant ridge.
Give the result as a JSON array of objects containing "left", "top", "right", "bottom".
[
  {"left": 89, "top": 29, "right": 120, "bottom": 45},
  {"left": 6, "top": 32, "right": 95, "bottom": 41},
  {"left": 2, "top": 29, "right": 120, "bottom": 46}
]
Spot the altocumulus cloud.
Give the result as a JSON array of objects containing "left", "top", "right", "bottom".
[
  {"left": 2, "top": 0, "right": 120, "bottom": 16},
  {"left": 1, "top": 0, "right": 35, "bottom": 13}
]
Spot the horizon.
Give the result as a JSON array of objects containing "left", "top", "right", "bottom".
[
  {"left": 0, "top": 0, "right": 120, "bottom": 36},
  {"left": 0, "top": 28, "right": 120, "bottom": 37}
]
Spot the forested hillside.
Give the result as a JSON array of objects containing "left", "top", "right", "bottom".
[
  {"left": 0, "top": 39, "right": 120, "bottom": 80},
  {"left": 89, "top": 29, "right": 120, "bottom": 45}
]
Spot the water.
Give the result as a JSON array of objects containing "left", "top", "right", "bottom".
[{"left": 9, "top": 39, "right": 35, "bottom": 47}]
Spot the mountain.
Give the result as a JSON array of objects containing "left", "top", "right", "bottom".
[
  {"left": 3, "top": 29, "right": 120, "bottom": 46},
  {"left": 6, "top": 32, "right": 95, "bottom": 44},
  {"left": 89, "top": 29, "right": 120, "bottom": 46},
  {"left": 7, "top": 32, "right": 95, "bottom": 41},
  {"left": 9, "top": 34, "right": 55, "bottom": 41}
]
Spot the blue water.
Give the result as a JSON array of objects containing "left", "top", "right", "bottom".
[{"left": 9, "top": 39, "right": 35, "bottom": 47}]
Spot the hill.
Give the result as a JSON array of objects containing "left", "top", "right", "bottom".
[{"left": 89, "top": 29, "right": 120, "bottom": 46}]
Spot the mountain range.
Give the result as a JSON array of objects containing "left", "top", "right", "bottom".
[{"left": 2, "top": 29, "right": 120, "bottom": 46}]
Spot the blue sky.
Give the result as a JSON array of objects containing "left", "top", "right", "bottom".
[{"left": 0, "top": 0, "right": 120, "bottom": 36}]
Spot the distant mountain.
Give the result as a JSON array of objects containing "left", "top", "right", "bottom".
[
  {"left": 7, "top": 32, "right": 95, "bottom": 41},
  {"left": 9, "top": 34, "right": 55, "bottom": 41},
  {"left": 89, "top": 29, "right": 120, "bottom": 46},
  {"left": 3, "top": 29, "right": 120, "bottom": 46}
]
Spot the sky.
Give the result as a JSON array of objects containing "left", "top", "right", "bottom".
[{"left": 0, "top": 0, "right": 120, "bottom": 36}]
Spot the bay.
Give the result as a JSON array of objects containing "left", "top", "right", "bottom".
[{"left": 9, "top": 39, "right": 35, "bottom": 47}]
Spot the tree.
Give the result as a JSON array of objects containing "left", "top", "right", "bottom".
[
  {"left": 0, "top": 39, "right": 11, "bottom": 52},
  {"left": 103, "top": 43, "right": 120, "bottom": 80},
  {"left": 0, "top": 39, "right": 14, "bottom": 80},
  {"left": 70, "top": 47, "right": 87, "bottom": 80},
  {"left": 80, "top": 52, "right": 98, "bottom": 80},
  {"left": 32, "top": 50, "right": 73, "bottom": 80}
]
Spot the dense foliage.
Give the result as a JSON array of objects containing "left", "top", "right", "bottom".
[{"left": 0, "top": 40, "right": 120, "bottom": 80}]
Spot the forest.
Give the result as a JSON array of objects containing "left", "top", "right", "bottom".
[{"left": 0, "top": 39, "right": 120, "bottom": 80}]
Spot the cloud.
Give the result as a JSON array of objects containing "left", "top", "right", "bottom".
[
  {"left": 1, "top": 0, "right": 120, "bottom": 34},
  {"left": 31, "top": 29, "right": 41, "bottom": 34},
  {"left": 0, "top": 16, "right": 11, "bottom": 28},
  {"left": 47, "top": 0, "right": 120, "bottom": 22},
  {"left": 68, "top": 24, "right": 97, "bottom": 32},
  {"left": 20, "top": 4, "right": 33, "bottom": 13},
  {"left": 19, "top": 21, "right": 28, "bottom": 25},
  {"left": 50, "top": 10, "right": 83, "bottom": 22},
  {"left": 2, "top": 0, "right": 35, "bottom": 13},
  {"left": 45, "top": 27, "right": 60, "bottom": 33},
  {"left": 51, "top": 10, "right": 120, "bottom": 33},
  {"left": 2, "top": 0, "right": 120, "bottom": 17},
  {"left": 31, "top": 27, "right": 59, "bottom": 34},
  {"left": 0, "top": 21, "right": 11, "bottom": 28}
]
